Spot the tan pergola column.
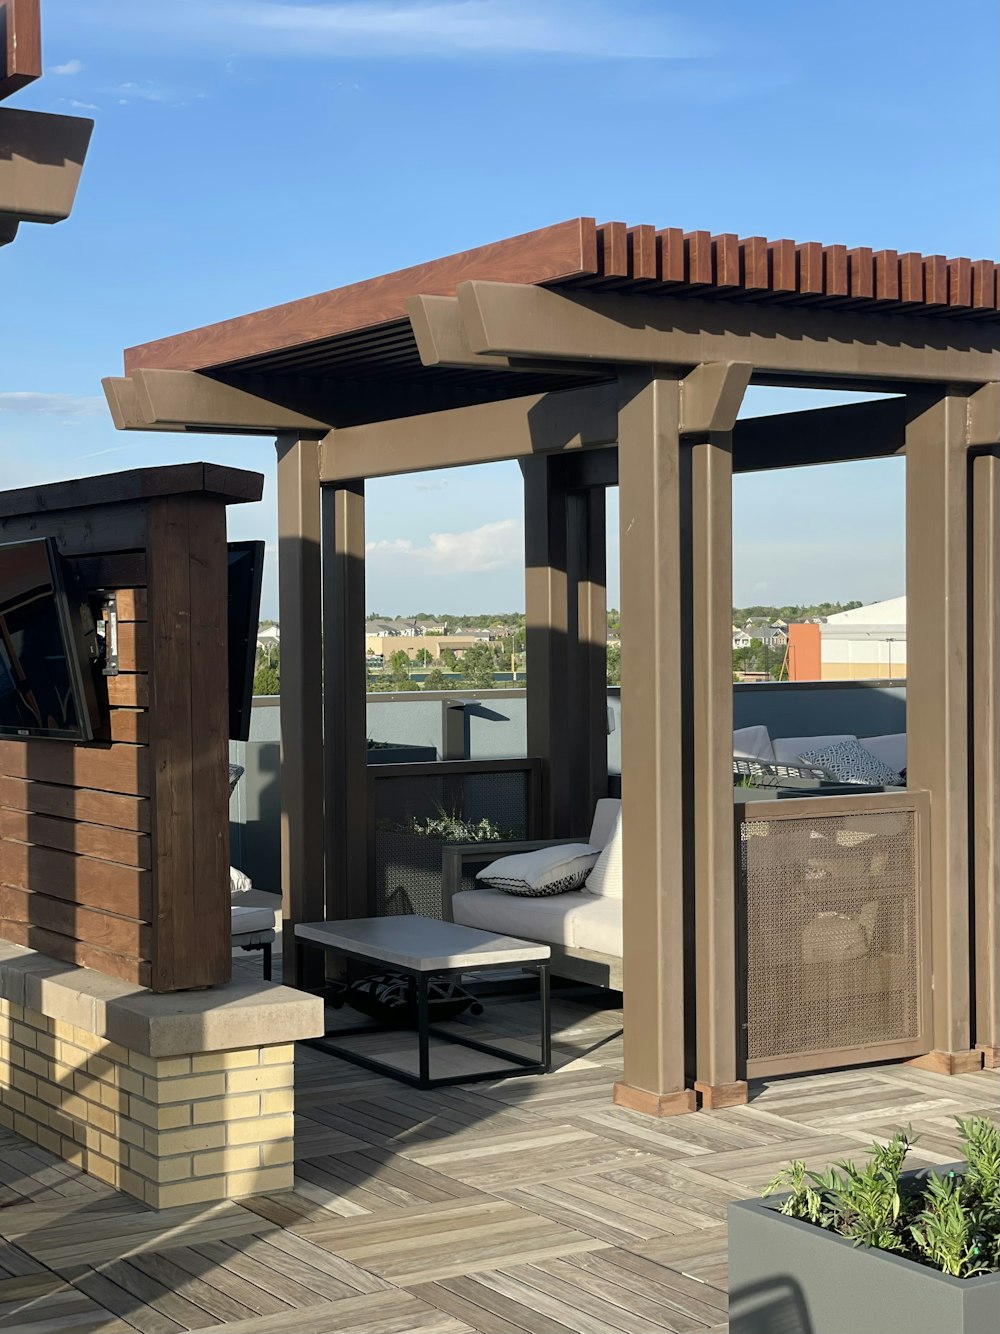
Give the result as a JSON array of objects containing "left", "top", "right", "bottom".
[
  {"left": 276, "top": 434, "right": 325, "bottom": 985},
  {"left": 689, "top": 431, "right": 745, "bottom": 1108},
  {"left": 523, "top": 456, "right": 608, "bottom": 837},
  {"left": 905, "top": 395, "right": 978, "bottom": 1072},
  {"left": 612, "top": 372, "right": 694, "bottom": 1115},
  {"left": 322, "top": 479, "right": 369, "bottom": 921}
]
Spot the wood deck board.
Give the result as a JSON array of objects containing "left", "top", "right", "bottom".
[{"left": 1, "top": 985, "right": 998, "bottom": 1332}]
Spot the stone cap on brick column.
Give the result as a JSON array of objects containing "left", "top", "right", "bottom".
[{"left": 0, "top": 943, "right": 324, "bottom": 1058}]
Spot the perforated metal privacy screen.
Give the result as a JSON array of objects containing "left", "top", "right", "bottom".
[
  {"left": 372, "top": 768, "right": 532, "bottom": 919},
  {"left": 740, "top": 807, "right": 922, "bottom": 1067}
]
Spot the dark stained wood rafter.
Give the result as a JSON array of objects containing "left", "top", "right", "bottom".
[
  {"left": 0, "top": 0, "right": 40, "bottom": 100},
  {"left": 123, "top": 218, "right": 1000, "bottom": 380}
]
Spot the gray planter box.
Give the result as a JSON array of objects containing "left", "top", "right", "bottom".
[{"left": 729, "top": 1166, "right": 1000, "bottom": 1334}]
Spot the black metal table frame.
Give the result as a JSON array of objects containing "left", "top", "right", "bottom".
[{"left": 295, "top": 935, "right": 551, "bottom": 1090}]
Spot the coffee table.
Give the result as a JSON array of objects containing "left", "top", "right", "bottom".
[{"left": 294, "top": 916, "right": 551, "bottom": 1089}]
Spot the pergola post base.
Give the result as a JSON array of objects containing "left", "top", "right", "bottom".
[
  {"left": 907, "top": 1049, "right": 984, "bottom": 1076},
  {"left": 612, "top": 1081, "right": 698, "bottom": 1118},
  {"left": 975, "top": 1045, "right": 1000, "bottom": 1070},
  {"left": 694, "top": 1079, "right": 749, "bottom": 1110}
]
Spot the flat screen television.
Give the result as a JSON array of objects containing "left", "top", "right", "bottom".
[
  {"left": 228, "top": 541, "right": 264, "bottom": 742},
  {"left": 0, "top": 537, "right": 100, "bottom": 741}
]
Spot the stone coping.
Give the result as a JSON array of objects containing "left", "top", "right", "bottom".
[{"left": 0, "top": 943, "right": 323, "bottom": 1058}]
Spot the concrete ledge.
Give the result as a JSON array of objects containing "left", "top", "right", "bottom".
[{"left": 0, "top": 943, "right": 323, "bottom": 1057}]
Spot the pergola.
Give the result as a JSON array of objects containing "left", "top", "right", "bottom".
[{"left": 105, "top": 218, "right": 1000, "bottom": 1116}]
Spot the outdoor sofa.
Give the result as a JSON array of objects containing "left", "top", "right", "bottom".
[{"left": 443, "top": 798, "right": 623, "bottom": 989}]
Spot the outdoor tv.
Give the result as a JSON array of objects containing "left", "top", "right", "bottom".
[
  {"left": 228, "top": 540, "right": 264, "bottom": 742},
  {"left": 0, "top": 538, "right": 100, "bottom": 741}
]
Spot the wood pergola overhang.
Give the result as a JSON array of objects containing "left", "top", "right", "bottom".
[{"left": 106, "top": 217, "right": 1000, "bottom": 1116}]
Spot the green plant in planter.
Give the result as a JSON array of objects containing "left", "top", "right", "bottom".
[
  {"left": 379, "top": 804, "right": 517, "bottom": 843},
  {"left": 763, "top": 1118, "right": 1000, "bottom": 1279}
]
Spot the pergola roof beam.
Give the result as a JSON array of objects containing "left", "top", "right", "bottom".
[
  {"left": 456, "top": 281, "right": 1000, "bottom": 385},
  {"left": 320, "top": 382, "right": 620, "bottom": 482},
  {"left": 102, "top": 370, "right": 333, "bottom": 434}
]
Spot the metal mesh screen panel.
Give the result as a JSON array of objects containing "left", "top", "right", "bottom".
[
  {"left": 741, "top": 807, "right": 921, "bottom": 1064},
  {"left": 372, "top": 767, "right": 532, "bottom": 919}
]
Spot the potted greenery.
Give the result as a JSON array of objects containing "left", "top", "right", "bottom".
[
  {"left": 375, "top": 806, "right": 517, "bottom": 919},
  {"left": 728, "top": 1118, "right": 1000, "bottom": 1333}
]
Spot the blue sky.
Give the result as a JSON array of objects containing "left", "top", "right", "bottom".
[{"left": 1, "top": 0, "right": 995, "bottom": 616}]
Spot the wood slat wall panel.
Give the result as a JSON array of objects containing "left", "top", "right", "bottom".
[
  {"left": 0, "top": 742, "right": 149, "bottom": 796},
  {"left": 116, "top": 623, "right": 148, "bottom": 672},
  {"left": 116, "top": 588, "right": 148, "bottom": 621},
  {"left": 106, "top": 674, "right": 149, "bottom": 708},
  {"left": 0, "top": 887, "right": 150, "bottom": 957},
  {"left": 0, "top": 919, "right": 150, "bottom": 986},
  {"left": 0, "top": 809, "right": 151, "bottom": 869},
  {"left": 0, "top": 777, "right": 150, "bottom": 833},
  {"left": 0, "top": 840, "right": 150, "bottom": 918},
  {"left": 109, "top": 710, "right": 148, "bottom": 745}
]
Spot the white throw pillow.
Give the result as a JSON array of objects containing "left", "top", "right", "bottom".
[
  {"left": 585, "top": 809, "right": 622, "bottom": 899},
  {"left": 772, "top": 734, "right": 856, "bottom": 767},
  {"left": 798, "top": 738, "right": 902, "bottom": 787},
  {"left": 230, "top": 866, "right": 252, "bottom": 896},
  {"left": 733, "top": 725, "right": 775, "bottom": 764},
  {"left": 861, "top": 733, "right": 906, "bottom": 776},
  {"left": 477, "top": 843, "right": 599, "bottom": 897}
]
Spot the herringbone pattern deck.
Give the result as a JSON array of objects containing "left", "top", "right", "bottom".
[{"left": 0, "top": 977, "right": 996, "bottom": 1332}]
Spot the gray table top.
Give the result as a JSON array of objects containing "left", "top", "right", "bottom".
[{"left": 294, "top": 915, "right": 550, "bottom": 972}]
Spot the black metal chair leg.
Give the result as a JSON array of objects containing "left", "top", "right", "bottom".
[{"left": 263, "top": 942, "right": 272, "bottom": 982}]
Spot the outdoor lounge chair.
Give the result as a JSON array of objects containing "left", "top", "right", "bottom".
[
  {"left": 442, "top": 798, "right": 623, "bottom": 989},
  {"left": 231, "top": 903, "right": 276, "bottom": 980}
]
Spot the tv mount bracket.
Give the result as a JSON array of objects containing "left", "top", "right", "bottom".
[{"left": 100, "top": 593, "right": 120, "bottom": 677}]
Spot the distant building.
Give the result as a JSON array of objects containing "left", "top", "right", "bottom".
[
  {"left": 732, "top": 626, "right": 753, "bottom": 650},
  {"left": 256, "top": 624, "right": 280, "bottom": 648},
  {"left": 787, "top": 596, "right": 907, "bottom": 681}
]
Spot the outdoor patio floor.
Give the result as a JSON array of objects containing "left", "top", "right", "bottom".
[{"left": 0, "top": 970, "right": 997, "bottom": 1333}]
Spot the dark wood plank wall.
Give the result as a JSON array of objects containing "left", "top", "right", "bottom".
[
  {"left": 0, "top": 479, "right": 240, "bottom": 991},
  {"left": 0, "top": 554, "right": 154, "bottom": 986}
]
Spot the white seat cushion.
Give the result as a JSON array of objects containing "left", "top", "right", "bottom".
[
  {"left": 585, "top": 807, "right": 622, "bottom": 898},
  {"left": 452, "top": 888, "right": 595, "bottom": 946},
  {"left": 733, "top": 725, "right": 775, "bottom": 764},
  {"left": 570, "top": 896, "right": 622, "bottom": 957},
  {"left": 230, "top": 865, "right": 252, "bottom": 896},
  {"left": 231, "top": 904, "right": 276, "bottom": 936},
  {"left": 587, "top": 798, "right": 621, "bottom": 851},
  {"left": 861, "top": 733, "right": 906, "bottom": 775},
  {"left": 452, "top": 888, "right": 623, "bottom": 957},
  {"left": 772, "top": 733, "right": 857, "bottom": 767}
]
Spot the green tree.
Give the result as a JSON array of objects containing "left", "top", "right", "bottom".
[
  {"left": 389, "top": 649, "right": 411, "bottom": 678},
  {"left": 414, "top": 647, "right": 433, "bottom": 667},
  {"left": 440, "top": 648, "right": 459, "bottom": 671},
  {"left": 422, "top": 668, "right": 447, "bottom": 691},
  {"left": 252, "top": 664, "right": 280, "bottom": 697},
  {"left": 606, "top": 643, "right": 621, "bottom": 686},
  {"left": 461, "top": 642, "right": 497, "bottom": 690}
]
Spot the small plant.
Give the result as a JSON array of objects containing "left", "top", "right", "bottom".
[
  {"left": 380, "top": 803, "right": 516, "bottom": 843},
  {"left": 763, "top": 1118, "right": 1000, "bottom": 1279}
]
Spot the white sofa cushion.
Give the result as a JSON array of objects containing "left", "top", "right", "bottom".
[
  {"left": 861, "top": 733, "right": 906, "bottom": 776},
  {"left": 230, "top": 865, "right": 252, "bottom": 896},
  {"left": 231, "top": 904, "right": 276, "bottom": 937},
  {"left": 452, "top": 887, "right": 595, "bottom": 945},
  {"left": 733, "top": 725, "right": 775, "bottom": 764},
  {"left": 772, "top": 733, "right": 857, "bottom": 767},
  {"left": 588, "top": 798, "right": 621, "bottom": 851},
  {"left": 476, "top": 842, "right": 599, "bottom": 896},
  {"left": 452, "top": 887, "right": 623, "bottom": 957},
  {"left": 570, "top": 895, "right": 623, "bottom": 956},
  {"left": 585, "top": 808, "right": 622, "bottom": 899}
]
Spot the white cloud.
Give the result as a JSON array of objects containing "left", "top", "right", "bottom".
[
  {"left": 366, "top": 518, "right": 521, "bottom": 572},
  {"left": 67, "top": 98, "right": 100, "bottom": 110},
  {"left": 0, "top": 392, "right": 105, "bottom": 419},
  {"left": 50, "top": 58, "right": 84, "bottom": 76},
  {"left": 84, "top": 1, "right": 709, "bottom": 61}
]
